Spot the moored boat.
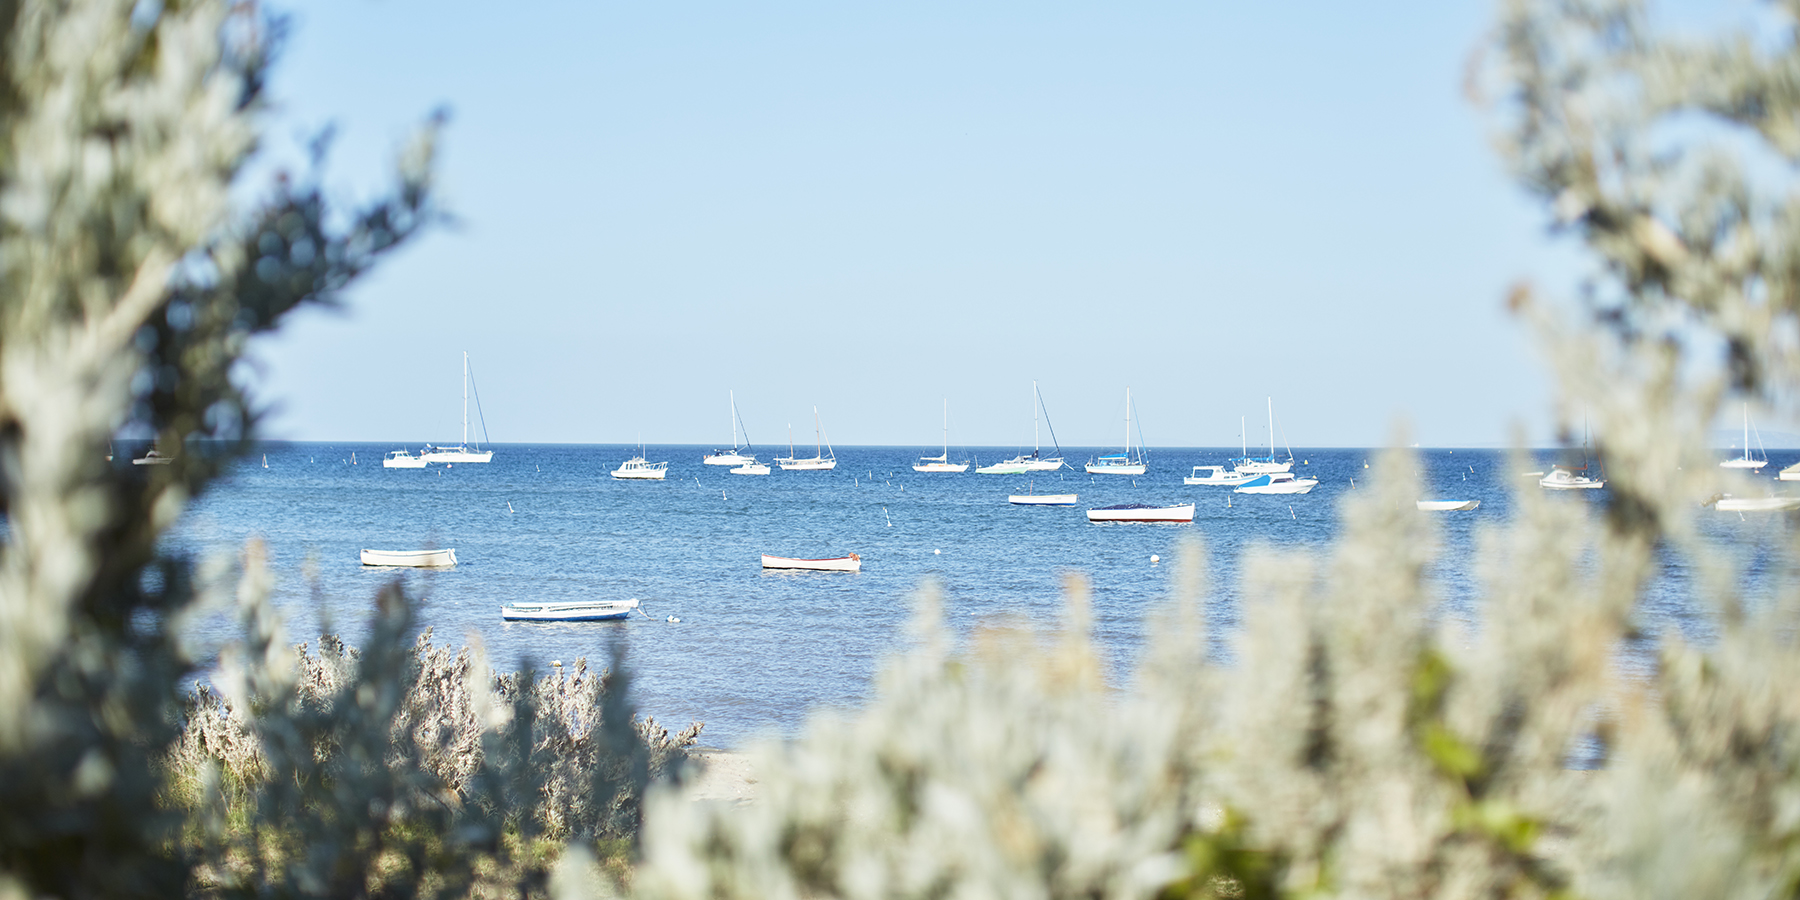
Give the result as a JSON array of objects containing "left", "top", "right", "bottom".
[
  {"left": 776, "top": 409, "right": 838, "bottom": 471},
  {"left": 704, "top": 390, "right": 758, "bottom": 465},
  {"left": 914, "top": 399, "right": 970, "bottom": 473},
  {"left": 360, "top": 548, "right": 458, "bottom": 567},
  {"left": 1714, "top": 496, "right": 1800, "bottom": 512},
  {"left": 1780, "top": 462, "right": 1800, "bottom": 481},
  {"left": 501, "top": 599, "right": 640, "bottom": 621},
  {"left": 420, "top": 352, "right": 495, "bottom": 463},
  {"left": 1539, "top": 467, "right": 1604, "bottom": 490},
  {"left": 1417, "top": 500, "right": 1480, "bottom": 511},
  {"left": 1009, "top": 492, "right": 1078, "bottom": 506},
  {"left": 613, "top": 455, "right": 669, "bottom": 480},
  {"left": 132, "top": 448, "right": 175, "bottom": 466},
  {"left": 1086, "top": 388, "right": 1148, "bottom": 475},
  {"left": 1234, "top": 472, "right": 1319, "bottom": 494},
  {"left": 1720, "top": 403, "right": 1768, "bottom": 469},
  {"left": 761, "top": 553, "right": 862, "bottom": 572},
  {"left": 1185, "top": 465, "right": 1255, "bottom": 486},
  {"left": 731, "top": 461, "right": 771, "bottom": 475},
  {"left": 383, "top": 449, "right": 428, "bottom": 469},
  {"left": 1086, "top": 503, "right": 1194, "bottom": 523}
]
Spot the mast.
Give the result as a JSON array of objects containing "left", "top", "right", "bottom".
[
  {"left": 730, "top": 390, "right": 739, "bottom": 450},
  {"left": 1745, "top": 403, "right": 1751, "bottom": 462},
  {"left": 814, "top": 407, "right": 822, "bottom": 459},
  {"left": 1125, "top": 388, "right": 1132, "bottom": 457},
  {"left": 461, "top": 351, "right": 469, "bottom": 447},
  {"left": 1033, "top": 382, "right": 1040, "bottom": 456},
  {"left": 1241, "top": 416, "right": 1247, "bottom": 457},
  {"left": 942, "top": 398, "right": 949, "bottom": 458},
  {"left": 1267, "top": 397, "right": 1275, "bottom": 459}
]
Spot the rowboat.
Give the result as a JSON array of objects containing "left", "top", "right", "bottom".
[
  {"left": 1085, "top": 503, "right": 1194, "bottom": 523},
  {"left": 360, "top": 548, "right": 458, "bottom": 567},
  {"left": 1009, "top": 492, "right": 1078, "bottom": 506},
  {"left": 501, "top": 599, "right": 640, "bottom": 621},
  {"left": 761, "top": 553, "right": 862, "bottom": 572},
  {"left": 1417, "top": 500, "right": 1480, "bottom": 511},
  {"left": 1714, "top": 496, "right": 1800, "bottom": 512}
]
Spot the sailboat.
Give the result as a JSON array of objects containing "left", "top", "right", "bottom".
[
  {"left": 1234, "top": 399, "right": 1294, "bottom": 474},
  {"left": 977, "top": 382, "right": 1066, "bottom": 474},
  {"left": 704, "top": 391, "right": 759, "bottom": 466},
  {"left": 776, "top": 408, "right": 837, "bottom": 471},
  {"left": 914, "top": 399, "right": 969, "bottom": 473},
  {"left": 1720, "top": 403, "right": 1768, "bottom": 469},
  {"left": 420, "top": 352, "right": 494, "bottom": 463},
  {"left": 1541, "top": 418, "right": 1605, "bottom": 490},
  {"left": 1086, "top": 388, "right": 1147, "bottom": 475}
]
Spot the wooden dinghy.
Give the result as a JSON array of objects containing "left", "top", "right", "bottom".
[
  {"left": 1009, "top": 493, "right": 1078, "bottom": 506},
  {"left": 360, "top": 548, "right": 458, "bottom": 568},
  {"left": 1085, "top": 503, "right": 1195, "bottom": 523},
  {"left": 1416, "top": 500, "right": 1480, "bottom": 511},
  {"left": 761, "top": 553, "right": 862, "bottom": 572},
  {"left": 501, "top": 599, "right": 640, "bottom": 622}
]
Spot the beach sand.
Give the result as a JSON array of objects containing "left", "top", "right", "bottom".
[{"left": 684, "top": 748, "right": 757, "bottom": 805}]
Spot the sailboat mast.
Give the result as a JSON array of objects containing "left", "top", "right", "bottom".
[
  {"left": 942, "top": 398, "right": 949, "bottom": 458},
  {"left": 730, "top": 390, "right": 739, "bottom": 449},
  {"left": 814, "top": 407, "right": 822, "bottom": 458},
  {"left": 1125, "top": 389, "right": 1132, "bottom": 456},
  {"left": 1745, "top": 404, "right": 1751, "bottom": 462},
  {"left": 462, "top": 351, "right": 469, "bottom": 447},
  {"left": 1267, "top": 397, "right": 1275, "bottom": 459},
  {"left": 1033, "top": 382, "right": 1040, "bottom": 455}
]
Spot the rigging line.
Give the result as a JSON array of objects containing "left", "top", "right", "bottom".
[
  {"left": 467, "top": 359, "right": 492, "bottom": 447},
  {"left": 1039, "top": 389, "right": 1064, "bottom": 455},
  {"left": 1131, "top": 395, "right": 1149, "bottom": 461}
]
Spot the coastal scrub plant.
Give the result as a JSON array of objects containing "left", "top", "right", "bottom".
[{"left": 610, "top": 1, "right": 1800, "bottom": 898}]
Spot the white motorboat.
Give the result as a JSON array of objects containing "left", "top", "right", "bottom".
[
  {"left": 1540, "top": 467, "right": 1604, "bottom": 490},
  {"left": 1233, "top": 399, "right": 1295, "bottom": 474},
  {"left": 501, "top": 599, "right": 640, "bottom": 621},
  {"left": 761, "top": 553, "right": 862, "bottom": 572},
  {"left": 360, "top": 548, "right": 458, "bottom": 567},
  {"left": 776, "top": 409, "right": 838, "bottom": 471},
  {"left": 420, "top": 352, "right": 494, "bottom": 463},
  {"left": 382, "top": 449, "right": 427, "bottom": 469},
  {"left": 1780, "top": 462, "right": 1800, "bottom": 481},
  {"left": 1234, "top": 472, "right": 1319, "bottom": 494},
  {"left": 914, "top": 399, "right": 970, "bottom": 473},
  {"left": 1086, "top": 388, "right": 1148, "bottom": 475},
  {"left": 1720, "top": 403, "right": 1768, "bottom": 469},
  {"left": 613, "top": 454, "right": 669, "bottom": 480},
  {"left": 1009, "top": 492, "right": 1079, "bottom": 506},
  {"left": 704, "top": 390, "right": 759, "bottom": 466},
  {"left": 975, "top": 459, "right": 1031, "bottom": 474},
  {"left": 1085, "top": 503, "right": 1195, "bottom": 523},
  {"left": 132, "top": 447, "right": 174, "bottom": 466},
  {"left": 1715, "top": 496, "right": 1800, "bottom": 512},
  {"left": 1417, "top": 500, "right": 1480, "bottom": 511},
  {"left": 731, "top": 462, "right": 771, "bottom": 475},
  {"left": 1185, "top": 465, "right": 1255, "bottom": 486}
]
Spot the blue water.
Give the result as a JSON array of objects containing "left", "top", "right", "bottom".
[{"left": 168, "top": 443, "right": 1780, "bottom": 748}]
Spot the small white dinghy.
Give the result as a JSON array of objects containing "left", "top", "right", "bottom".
[
  {"left": 731, "top": 461, "right": 771, "bottom": 475},
  {"left": 1714, "top": 496, "right": 1800, "bottom": 512},
  {"left": 501, "top": 599, "right": 640, "bottom": 622},
  {"left": 1417, "top": 500, "right": 1480, "bottom": 511},
  {"left": 762, "top": 553, "right": 862, "bottom": 572},
  {"left": 1086, "top": 503, "right": 1195, "bottom": 523},
  {"left": 361, "top": 548, "right": 458, "bottom": 568}
]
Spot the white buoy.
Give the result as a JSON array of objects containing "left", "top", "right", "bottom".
[
  {"left": 934, "top": 549, "right": 941, "bottom": 555},
  {"left": 1150, "top": 554, "right": 1160, "bottom": 563},
  {"left": 668, "top": 615, "right": 680, "bottom": 623}
]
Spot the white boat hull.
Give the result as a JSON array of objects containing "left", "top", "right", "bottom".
[
  {"left": 1720, "top": 458, "right": 1768, "bottom": 469},
  {"left": 1540, "top": 469, "right": 1604, "bottom": 490},
  {"left": 1715, "top": 496, "right": 1800, "bottom": 512},
  {"left": 1085, "top": 463, "right": 1147, "bottom": 476},
  {"left": 704, "top": 452, "right": 755, "bottom": 466},
  {"left": 1234, "top": 459, "right": 1292, "bottom": 474},
  {"left": 1186, "top": 466, "right": 1255, "bottom": 486},
  {"left": 976, "top": 461, "right": 1030, "bottom": 474},
  {"left": 133, "top": 450, "right": 175, "bottom": 466},
  {"left": 913, "top": 462, "right": 969, "bottom": 473},
  {"left": 762, "top": 553, "right": 862, "bottom": 572},
  {"left": 1086, "top": 503, "right": 1194, "bottom": 523},
  {"left": 1010, "top": 493, "right": 1078, "bottom": 506},
  {"left": 778, "top": 458, "right": 837, "bottom": 471},
  {"left": 361, "top": 548, "right": 457, "bottom": 567},
  {"left": 1781, "top": 463, "right": 1800, "bottom": 481},
  {"left": 1417, "top": 500, "right": 1480, "bottom": 511},
  {"left": 613, "top": 459, "right": 669, "bottom": 480},
  {"left": 502, "top": 599, "right": 640, "bottom": 621},
  {"left": 1233, "top": 474, "right": 1319, "bottom": 494},
  {"left": 421, "top": 447, "right": 492, "bottom": 464},
  {"left": 731, "top": 463, "right": 771, "bottom": 475}
]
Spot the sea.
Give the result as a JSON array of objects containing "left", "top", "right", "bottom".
[{"left": 164, "top": 443, "right": 1789, "bottom": 749}]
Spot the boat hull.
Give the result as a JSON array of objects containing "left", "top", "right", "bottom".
[
  {"left": 1085, "top": 463, "right": 1147, "bottom": 476},
  {"left": 761, "top": 554, "right": 862, "bottom": 572},
  {"left": 383, "top": 452, "right": 427, "bottom": 469},
  {"left": 913, "top": 462, "right": 969, "bottom": 473},
  {"left": 361, "top": 548, "right": 457, "bottom": 567},
  {"left": 1233, "top": 474, "right": 1319, "bottom": 494},
  {"left": 1540, "top": 469, "right": 1604, "bottom": 489},
  {"left": 976, "top": 462, "right": 1030, "bottom": 474},
  {"left": 1186, "top": 466, "right": 1254, "bottom": 486},
  {"left": 1086, "top": 503, "right": 1194, "bottom": 523},
  {"left": 731, "top": 463, "right": 771, "bottom": 475},
  {"left": 1417, "top": 500, "right": 1480, "bottom": 511},
  {"left": 1782, "top": 463, "right": 1800, "bottom": 481},
  {"left": 704, "top": 452, "right": 755, "bottom": 466},
  {"left": 778, "top": 458, "right": 837, "bottom": 471},
  {"left": 421, "top": 447, "right": 492, "bottom": 463},
  {"left": 1720, "top": 459, "right": 1768, "bottom": 469},
  {"left": 1716, "top": 497, "right": 1800, "bottom": 512},
  {"left": 1010, "top": 493, "right": 1078, "bottom": 506},
  {"left": 501, "top": 599, "right": 640, "bottom": 621}
]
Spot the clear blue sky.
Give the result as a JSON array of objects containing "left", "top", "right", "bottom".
[{"left": 252, "top": 1, "right": 1595, "bottom": 448}]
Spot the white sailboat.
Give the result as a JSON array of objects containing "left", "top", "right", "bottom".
[
  {"left": 1541, "top": 419, "right": 1605, "bottom": 490},
  {"left": 777, "top": 409, "right": 838, "bottom": 471},
  {"left": 977, "top": 381, "right": 1066, "bottom": 474},
  {"left": 704, "top": 391, "right": 759, "bottom": 466},
  {"left": 421, "top": 351, "right": 494, "bottom": 463},
  {"left": 1234, "top": 399, "right": 1294, "bottom": 474},
  {"left": 1085, "top": 388, "right": 1147, "bottom": 475},
  {"left": 914, "top": 399, "right": 969, "bottom": 473},
  {"left": 1720, "top": 403, "right": 1768, "bottom": 469}
]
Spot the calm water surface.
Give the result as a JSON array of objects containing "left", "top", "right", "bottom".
[{"left": 168, "top": 443, "right": 1786, "bottom": 747}]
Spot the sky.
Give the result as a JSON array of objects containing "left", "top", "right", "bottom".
[{"left": 249, "top": 1, "right": 1595, "bottom": 449}]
